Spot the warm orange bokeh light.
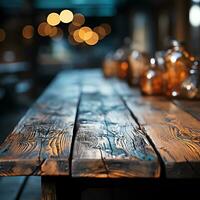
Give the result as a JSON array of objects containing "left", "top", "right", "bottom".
[
  {"left": 60, "top": 10, "right": 73, "bottom": 23},
  {"left": 72, "top": 13, "right": 85, "bottom": 26},
  {"left": 73, "top": 29, "right": 84, "bottom": 43},
  {"left": 85, "top": 32, "right": 99, "bottom": 45},
  {"left": 47, "top": 12, "right": 60, "bottom": 26},
  {"left": 22, "top": 25, "right": 34, "bottom": 39},
  {"left": 38, "top": 22, "right": 47, "bottom": 36},
  {"left": 101, "top": 23, "right": 111, "bottom": 35},
  {"left": 93, "top": 26, "right": 106, "bottom": 40},
  {"left": 79, "top": 26, "right": 93, "bottom": 41},
  {"left": 44, "top": 24, "right": 53, "bottom": 36},
  {"left": 0, "top": 28, "right": 6, "bottom": 42},
  {"left": 49, "top": 27, "right": 58, "bottom": 37},
  {"left": 38, "top": 22, "right": 63, "bottom": 38}
]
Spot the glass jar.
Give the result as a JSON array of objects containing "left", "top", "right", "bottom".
[
  {"left": 140, "top": 58, "right": 163, "bottom": 95},
  {"left": 180, "top": 60, "right": 200, "bottom": 99},
  {"left": 164, "top": 40, "right": 192, "bottom": 97},
  {"left": 128, "top": 50, "right": 149, "bottom": 86}
]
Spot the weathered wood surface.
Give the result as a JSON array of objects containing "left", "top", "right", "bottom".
[
  {"left": 0, "top": 71, "right": 81, "bottom": 176},
  {"left": 173, "top": 100, "right": 200, "bottom": 121},
  {"left": 1, "top": 69, "right": 200, "bottom": 179},
  {"left": 113, "top": 80, "right": 200, "bottom": 178},
  {"left": 72, "top": 76, "right": 160, "bottom": 178}
]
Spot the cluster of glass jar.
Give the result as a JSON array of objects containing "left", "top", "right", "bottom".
[{"left": 103, "top": 40, "right": 200, "bottom": 99}]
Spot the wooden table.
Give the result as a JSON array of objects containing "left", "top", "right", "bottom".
[{"left": 0, "top": 69, "right": 200, "bottom": 199}]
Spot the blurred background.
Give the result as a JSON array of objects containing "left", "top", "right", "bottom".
[
  {"left": 0, "top": 1, "right": 200, "bottom": 199},
  {"left": 0, "top": 0, "right": 200, "bottom": 143}
]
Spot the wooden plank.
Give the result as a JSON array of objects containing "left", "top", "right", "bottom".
[
  {"left": 113, "top": 80, "right": 200, "bottom": 178},
  {"left": 72, "top": 77, "right": 160, "bottom": 178},
  {"left": 20, "top": 176, "right": 41, "bottom": 200},
  {"left": 173, "top": 100, "right": 200, "bottom": 121},
  {"left": 0, "top": 71, "right": 81, "bottom": 176},
  {"left": 0, "top": 176, "right": 26, "bottom": 200}
]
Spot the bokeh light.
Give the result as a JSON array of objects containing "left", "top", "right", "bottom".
[
  {"left": 47, "top": 12, "right": 60, "bottom": 26},
  {"left": 0, "top": 28, "right": 6, "bottom": 42},
  {"left": 101, "top": 23, "right": 111, "bottom": 35},
  {"left": 22, "top": 25, "right": 34, "bottom": 39},
  {"left": 85, "top": 32, "right": 99, "bottom": 45},
  {"left": 60, "top": 10, "right": 73, "bottom": 23},
  {"left": 44, "top": 24, "right": 53, "bottom": 36},
  {"left": 73, "top": 29, "right": 84, "bottom": 43},
  {"left": 72, "top": 13, "right": 85, "bottom": 26},
  {"left": 48, "top": 26, "right": 58, "bottom": 37},
  {"left": 38, "top": 22, "right": 63, "bottom": 38},
  {"left": 79, "top": 26, "right": 93, "bottom": 41},
  {"left": 38, "top": 22, "right": 47, "bottom": 36},
  {"left": 189, "top": 5, "right": 200, "bottom": 27},
  {"left": 93, "top": 26, "right": 106, "bottom": 40}
]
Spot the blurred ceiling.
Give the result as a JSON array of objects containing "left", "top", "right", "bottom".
[
  {"left": 0, "top": 0, "right": 172, "bottom": 16},
  {"left": 36, "top": 0, "right": 123, "bottom": 16},
  {"left": 35, "top": 0, "right": 120, "bottom": 8},
  {"left": 0, "top": 0, "right": 127, "bottom": 16}
]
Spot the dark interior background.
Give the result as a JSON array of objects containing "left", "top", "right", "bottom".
[{"left": 0, "top": 0, "right": 200, "bottom": 142}]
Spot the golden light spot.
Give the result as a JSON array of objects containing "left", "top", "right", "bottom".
[
  {"left": 49, "top": 27, "right": 58, "bottom": 37},
  {"left": 68, "top": 23, "right": 79, "bottom": 35},
  {"left": 73, "top": 29, "right": 84, "bottom": 43},
  {"left": 101, "top": 23, "right": 111, "bottom": 35},
  {"left": 79, "top": 26, "right": 93, "bottom": 41},
  {"left": 93, "top": 26, "right": 106, "bottom": 40},
  {"left": 38, "top": 22, "right": 60, "bottom": 37},
  {"left": 44, "top": 24, "right": 53, "bottom": 36},
  {"left": 38, "top": 22, "right": 47, "bottom": 36},
  {"left": 72, "top": 13, "right": 85, "bottom": 26},
  {"left": 0, "top": 28, "right": 6, "bottom": 42},
  {"left": 47, "top": 12, "right": 60, "bottom": 26},
  {"left": 85, "top": 32, "right": 99, "bottom": 45},
  {"left": 22, "top": 25, "right": 34, "bottom": 39},
  {"left": 60, "top": 9, "right": 73, "bottom": 23}
]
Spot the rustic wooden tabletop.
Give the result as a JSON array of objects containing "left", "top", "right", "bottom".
[{"left": 0, "top": 69, "right": 200, "bottom": 179}]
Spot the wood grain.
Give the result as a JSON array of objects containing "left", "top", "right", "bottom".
[
  {"left": 1, "top": 69, "right": 199, "bottom": 179},
  {"left": 72, "top": 77, "right": 160, "bottom": 178},
  {"left": 0, "top": 71, "right": 81, "bottom": 176},
  {"left": 113, "top": 80, "right": 200, "bottom": 178}
]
